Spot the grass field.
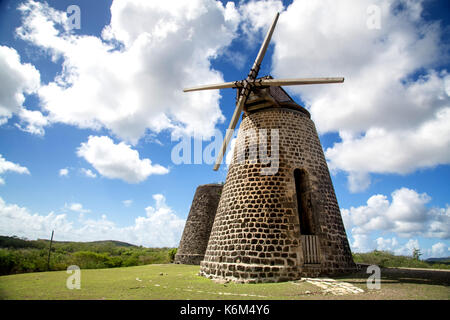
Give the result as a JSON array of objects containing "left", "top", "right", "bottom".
[{"left": 0, "top": 264, "right": 448, "bottom": 300}]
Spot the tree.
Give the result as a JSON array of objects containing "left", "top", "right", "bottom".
[
  {"left": 412, "top": 248, "right": 422, "bottom": 261},
  {"left": 168, "top": 248, "right": 177, "bottom": 263}
]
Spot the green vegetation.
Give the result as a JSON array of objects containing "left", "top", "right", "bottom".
[
  {"left": 0, "top": 236, "right": 175, "bottom": 275},
  {"left": 412, "top": 248, "right": 423, "bottom": 261},
  {"left": 352, "top": 250, "right": 450, "bottom": 269},
  {"left": 168, "top": 248, "right": 177, "bottom": 263}
]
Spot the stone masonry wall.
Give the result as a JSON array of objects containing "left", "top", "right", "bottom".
[
  {"left": 199, "top": 106, "right": 356, "bottom": 283},
  {"left": 175, "top": 184, "right": 223, "bottom": 265}
]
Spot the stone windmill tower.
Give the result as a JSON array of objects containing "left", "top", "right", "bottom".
[
  {"left": 174, "top": 183, "right": 222, "bottom": 265},
  {"left": 183, "top": 13, "right": 356, "bottom": 283}
]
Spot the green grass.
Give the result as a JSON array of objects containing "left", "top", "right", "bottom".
[{"left": 0, "top": 264, "right": 448, "bottom": 300}]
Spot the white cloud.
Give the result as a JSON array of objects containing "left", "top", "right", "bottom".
[
  {"left": 326, "top": 108, "right": 450, "bottom": 191},
  {"left": 393, "top": 239, "right": 423, "bottom": 258},
  {"left": 15, "top": 108, "right": 49, "bottom": 136},
  {"left": 225, "top": 137, "right": 236, "bottom": 167},
  {"left": 431, "top": 242, "right": 449, "bottom": 258},
  {"left": 122, "top": 199, "right": 133, "bottom": 207},
  {"left": 351, "top": 234, "right": 374, "bottom": 253},
  {"left": 342, "top": 187, "right": 449, "bottom": 239},
  {"left": 59, "top": 168, "right": 69, "bottom": 177},
  {"left": 80, "top": 168, "right": 97, "bottom": 178},
  {"left": 426, "top": 205, "right": 450, "bottom": 239},
  {"left": 0, "top": 195, "right": 185, "bottom": 247},
  {"left": 66, "top": 202, "right": 90, "bottom": 214},
  {"left": 239, "top": 0, "right": 284, "bottom": 44},
  {"left": 371, "top": 236, "right": 449, "bottom": 258},
  {"left": 375, "top": 237, "right": 399, "bottom": 251},
  {"left": 0, "top": 45, "right": 41, "bottom": 126},
  {"left": 400, "top": 239, "right": 420, "bottom": 256},
  {"left": 16, "top": 0, "right": 242, "bottom": 143},
  {"left": 264, "top": 0, "right": 450, "bottom": 192},
  {"left": 77, "top": 135, "right": 169, "bottom": 183},
  {"left": 346, "top": 171, "right": 372, "bottom": 195},
  {"left": 0, "top": 197, "right": 72, "bottom": 239},
  {"left": 0, "top": 154, "right": 30, "bottom": 184},
  {"left": 10, "top": 1, "right": 450, "bottom": 182}
]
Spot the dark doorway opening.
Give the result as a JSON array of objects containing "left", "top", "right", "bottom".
[{"left": 294, "top": 169, "right": 314, "bottom": 235}]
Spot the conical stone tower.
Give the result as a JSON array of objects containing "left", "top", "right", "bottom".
[
  {"left": 199, "top": 86, "right": 356, "bottom": 283},
  {"left": 175, "top": 184, "right": 223, "bottom": 265}
]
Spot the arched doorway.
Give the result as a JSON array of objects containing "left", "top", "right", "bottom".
[
  {"left": 294, "top": 168, "right": 320, "bottom": 264},
  {"left": 294, "top": 168, "right": 314, "bottom": 235}
]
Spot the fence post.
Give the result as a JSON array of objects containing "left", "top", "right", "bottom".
[{"left": 47, "top": 230, "right": 54, "bottom": 271}]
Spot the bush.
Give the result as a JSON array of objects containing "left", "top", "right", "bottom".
[
  {"left": 70, "top": 251, "right": 114, "bottom": 269},
  {"left": 352, "top": 250, "right": 449, "bottom": 269},
  {"left": 168, "top": 248, "right": 177, "bottom": 263},
  {"left": 0, "top": 249, "right": 16, "bottom": 275}
]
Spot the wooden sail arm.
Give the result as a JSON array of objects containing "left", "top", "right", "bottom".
[
  {"left": 255, "top": 77, "right": 344, "bottom": 86},
  {"left": 183, "top": 81, "right": 242, "bottom": 92},
  {"left": 183, "top": 77, "right": 344, "bottom": 93}
]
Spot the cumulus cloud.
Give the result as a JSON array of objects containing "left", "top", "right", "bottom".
[
  {"left": 0, "top": 154, "right": 30, "bottom": 185},
  {"left": 66, "top": 202, "right": 90, "bottom": 214},
  {"left": 430, "top": 242, "right": 449, "bottom": 258},
  {"left": 239, "top": 0, "right": 284, "bottom": 44},
  {"left": 426, "top": 205, "right": 450, "bottom": 240},
  {"left": 0, "top": 195, "right": 185, "bottom": 247},
  {"left": 0, "top": 45, "right": 41, "bottom": 127},
  {"left": 10, "top": 1, "right": 450, "bottom": 183},
  {"left": 122, "top": 199, "right": 133, "bottom": 207},
  {"left": 376, "top": 237, "right": 420, "bottom": 256},
  {"left": 225, "top": 137, "right": 237, "bottom": 167},
  {"left": 342, "top": 187, "right": 450, "bottom": 240},
  {"left": 80, "top": 168, "right": 97, "bottom": 178},
  {"left": 375, "top": 237, "right": 399, "bottom": 251},
  {"left": 15, "top": 108, "right": 49, "bottom": 136},
  {"left": 395, "top": 239, "right": 420, "bottom": 256},
  {"left": 371, "top": 236, "right": 449, "bottom": 258},
  {"left": 263, "top": 0, "right": 450, "bottom": 192},
  {"left": 326, "top": 108, "right": 450, "bottom": 191},
  {"left": 350, "top": 234, "right": 374, "bottom": 253},
  {"left": 77, "top": 135, "right": 169, "bottom": 183},
  {"left": 59, "top": 168, "right": 69, "bottom": 177},
  {"left": 16, "top": 0, "right": 243, "bottom": 143}
]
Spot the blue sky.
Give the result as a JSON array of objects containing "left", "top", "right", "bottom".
[{"left": 0, "top": 0, "right": 448, "bottom": 258}]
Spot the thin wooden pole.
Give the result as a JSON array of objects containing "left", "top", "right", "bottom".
[{"left": 47, "top": 230, "right": 54, "bottom": 271}]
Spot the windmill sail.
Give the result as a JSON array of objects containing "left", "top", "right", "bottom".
[
  {"left": 183, "top": 81, "right": 240, "bottom": 92},
  {"left": 183, "top": 12, "right": 344, "bottom": 170},
  {"left": 210, "top": 13, "right": 280, "bottom": 170}
]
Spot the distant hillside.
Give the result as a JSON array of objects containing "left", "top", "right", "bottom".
[
  {"left": 0, "top": 235, "right": 176, "bottom": 275},
  {"left": 89, "top": 240, "right": 137, "bottom": 247},
  {"left": 0, "top": 236, "right": 138, "bottom": 250},
  {"left": 426, "top": 257, "right": 450, "bottom": 264}
]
